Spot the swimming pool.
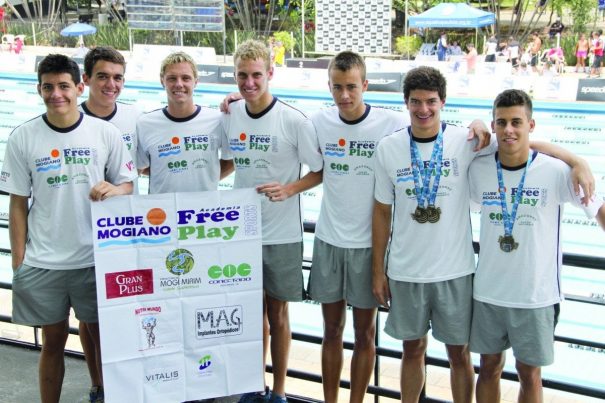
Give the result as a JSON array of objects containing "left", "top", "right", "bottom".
[{"left": 0, "top": 72, "right": 604, "bottom": 394}]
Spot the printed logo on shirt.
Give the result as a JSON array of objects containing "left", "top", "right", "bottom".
[
  {"left": 63, "top": 147, "right": 95, "bottom": 166},
  {"left": 396, "top": 159, "right": 455, "bottom": 184},
  {"left": 105, "top": 269, "right": 154, "bottom": 299},
  {"left": 157, "top": 137, "right": 182, "bottom": 158},
  {"left": 95, "top": 207, "right": 172, "bottom": 247},
  {"left": 229, "top": 132, "right": 247, "bottom": 152},
  {"left": 353, "top": 164, "right": 373, "bottom": 176},
  {"left": 35, "top": 149, "right": 61, "bottom": 172},
  {"left": 46, "top": 174, "right": 69, "bottom": 188},
  {"left": 0, "top": 171, "right": 10, "bottom": 183},
  {"left": 183, "top": 134, "right": 214, "bottom": 152},
  {"left": 122, "top": 133, "right": 134, "bottom": 151},
  {"left": 481, "top": 186, "right": 543, "bottom": 226},
  {"left": 348, "top": 140, "right": 376, "bottom": 158},
  {"left": 325, "top": 138, "right": 346, "bottom": 158}
]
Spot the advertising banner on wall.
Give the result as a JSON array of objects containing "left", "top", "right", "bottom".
[
  {"left": 315, "top": 0, "right": 392, "bottom": 54},
  {"left": 576, "top": 79, "right": 605, "bottom": 102},
  {"left": 91, "top": 189, "right": 263, "bottom": 402}
]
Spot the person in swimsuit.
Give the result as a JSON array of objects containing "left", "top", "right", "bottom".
[{"left": 575, "top": 33, "right": 590, "bottom": 73}]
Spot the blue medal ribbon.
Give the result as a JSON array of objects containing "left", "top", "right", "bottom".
[
  {"left": 496, "top": 152, "right": 533, "bottom": 238},
  {"left": 408, "top": 125, "right": 444, "bottom": 210}
]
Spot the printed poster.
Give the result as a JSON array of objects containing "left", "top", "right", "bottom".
[{"left": 91, "top": 189, "right": 263, "bottom": 402}]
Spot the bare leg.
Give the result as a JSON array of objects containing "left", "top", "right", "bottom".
[
  {"left": 516, "top": 360, "right": 543, "bottom": 403},
  {"left": 476, "top": 353, "right": 505, "bottom": 403},
  {"left": 39, "top": 320, "right": 69, "bottom": 403},
  {"left": 400, "top": 337, "right": 427, "bottom": 403},
  {"left": 80, "top": 321, "right": 102, "bottom": 387},
  {"left": 445, "top": 344, "right": 474, "bottom": 403},
  {"left": 266, "top": 294, "right": 291, "bottom": 398},
  {"left": 350, "top": 307, "right": 377, "bottom": 403},
  {"left": 320, "top": 300, "right": 346, "bottom": 403}
]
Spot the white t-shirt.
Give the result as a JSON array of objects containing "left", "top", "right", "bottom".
[
  {"left": 136, "top": 106, "right": 224, "bottom": 194},
  {"left": 486, "top": 39, "right": 498, "bottom": 56},
  {"left": 469, "top": 152, "right": 603, "bottom": 308},
  {"left": 222, "top": 97, "right": 323, "bottom": 245},
  {"left": 312, "top": 105, "right": 406, "bottom": 248},
  {"left": 80, "top": 101, "right": 142, "bottom": 193},
  {"left": 374, "top": 124, "right": 497, "bottom": 282},
  {"left": 0, "top": 113, "right": 137, "bottom": 270}
]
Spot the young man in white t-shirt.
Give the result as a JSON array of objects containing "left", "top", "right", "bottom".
[
  {"left": 0, "top": 54, "right": 136, "bottom": 403},
  {"left": 221, "top": 39, "right": 323, "bottom": 403},
  {"left": 79, "top": 45, "right": 142, "bottom": 401},
  {"left": 372, "top": 67, "right": 596, "bottom": 403},
  {"left": 136, "top": 51, "right": 233, "bottom": 194},
  {"left": 469, "top": 89, "right": 605, "bottom": 403}
]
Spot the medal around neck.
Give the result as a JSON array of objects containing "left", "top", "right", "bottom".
[
  {"left": 498, "top": 235, "right": 518, "bottom": 252},
  {"left": 408, "top": 125, "right": 444, "bottom": 224}
]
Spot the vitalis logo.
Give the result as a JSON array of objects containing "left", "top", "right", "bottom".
[
  {"left": 96, "top": 208, "right": 171, "bottom": 248},
  {"left": 144, "top": 368, "right": 180, "bottom": 384},
  {"left": 105, "top": 269, "right": 154, "bottom": 299},
  {"left": 196, "top": 305, "right": 242, "bottom": 339}
]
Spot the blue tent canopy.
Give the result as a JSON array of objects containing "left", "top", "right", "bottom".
[{"left": 409, "top": 3, "right": 495, "bottom": 28}]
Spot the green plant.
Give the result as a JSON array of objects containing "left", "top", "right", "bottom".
[
  {"left": 273, "top": 31, "right": 295, "bottom": 51},
  {"left": 395, "top": 35, "right": 422, "bottom": 57}
]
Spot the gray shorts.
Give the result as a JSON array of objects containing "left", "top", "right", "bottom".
[
  {"left": 12, "top": 264, "right": 98, "bottom": 326},
  {"left": 470, "top": 300, "right": 559, "bottom": 367},
  {"left": 385, "top": 275, "right": 473, "bottom": 345},
  {"left": 263, "top": 242, "right": 304, "bottom": 302},
  {"left": 308, "top": 238, "right": 378, "bottom": 309}
]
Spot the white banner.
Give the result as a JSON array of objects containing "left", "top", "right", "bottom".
[{"left": 91, "top": 189, "right": 263, "bottom": 402}]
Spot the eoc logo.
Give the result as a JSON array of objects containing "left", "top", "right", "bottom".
[
  {"left": 96, "top": 208, "right": 171, "bottom": 247},
  {"left": 196, "top": 305, "right": 242, "bottom": 339},
  {"left": 157, "top": 137, "right": 182, "bottom": 157},
  {"left": 35, "top": 149, "right": 61, "bottom": 172},
  {"left": 208, "top": 263, "right": 252, "bottom": 285},
  {"left": 165, "top": 248, "right": 195, "bottom": 275},
  {"left": 105, "top": 269, "right": 154, "bottom": 299}
]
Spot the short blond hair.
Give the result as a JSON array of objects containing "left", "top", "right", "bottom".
[
  {"left": 234, "top": 39, "right": 271, "bottom": 71},
  {"left": 160, "top": 51, "right": 198, "bottom": 80}
]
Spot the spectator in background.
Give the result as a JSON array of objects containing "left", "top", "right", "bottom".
[
  {"left": 273, "top": 40, "right": 286, "bottom": 67},
  {"left": 530, "top": 32, "right": 542, "bottom": 72},
  {"left": 484, "top": 35, "right": 498, "bottom": 62},
  {"left": 546, "top": 46, "right": 565, "bottom": 73},
  {"left": 549, "top": 17, "right": 565, "bottom": 38},
  {"left": 575, "top": 33, "right": 590, "bottom": 73},
  {"left": 508, "top": 36, "right": 520, "bottom": 70},
  {"left": 437, "top": 32, "right": 448, "bottom": 61},
  {"left": 588, "top": 30, "right": 603, "bottom": 78},
  {"left": 449, "top": 41, "right": 463, "bottom": 56},
  {"left": 13, "top": 36, "right": 23, "bottom": 54},
  {"left": 465, "top": 43, "right": 478, "bottom": 74},
  {"left": 517, "top": 61, "right": 532, "bottom": 76}
]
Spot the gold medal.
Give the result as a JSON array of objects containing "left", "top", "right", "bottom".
[
  {"left": 498, "top": 235, "right": 518, "bottom": 252},
  {"left": 411, "top": 206, "right": 428, "bottom": 223}
]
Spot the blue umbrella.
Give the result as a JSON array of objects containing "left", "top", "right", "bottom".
[{"left": 60, "top": 22, "right": 97, "bottom": 37}]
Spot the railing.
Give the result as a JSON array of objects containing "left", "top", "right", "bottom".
[{"left": 1, "top": 221, "right": 604, "bottom": 402}]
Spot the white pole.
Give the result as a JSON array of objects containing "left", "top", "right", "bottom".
[
  {"left": 290, "top": 31, "right": 294, "bottom": 59},
  {"left": 301, "top": 0, "right": 305, "bottom": 58},
  {"left": 234, "top": 30, "right": 238, "bottom": 51},
  {"left": 32, "top": 22, "right": 37, "bottom": 46},
  {"left": 405, "top": 0, "right": 409, "bottom": 37}
]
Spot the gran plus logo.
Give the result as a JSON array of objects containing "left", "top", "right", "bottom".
[
  {"left": 96, "top": 208, "right": 171, "bottom": 248},
  {"left": 207, "top": 263, "right": 252, "bottom": 286},
  {"left": 105, "top": 269, "right": 154, "bottom": 299},
  {"left": 35, "top": 149, "right": 61, "bottom": 172},
  {"left": 196, "top": 305, "right": 242, "bottom": 339}
]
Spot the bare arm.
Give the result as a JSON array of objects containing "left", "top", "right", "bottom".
[
  {"left": 9, "top": 194, "right": 29, "bottom": 270},
  {"left": 530, "top": 141, "right": 595, "bottom": 203},
  {"left": 219, "top": 159, "right": 235, "bottom": 180},
  {"left": 256, "top": 170, "right": 323, "bottom": 202},
  {"left": 597, "top": 203, "right": 605, "bottom": 231},
  {"left": 89, "top": 181, "right": 133, "bottom": 201},
  {"left": 466, "top": 119, "right": 491, "bottom": 151},
  {"left": 372, "top": 200, "right": 392, "bottom": 307}
]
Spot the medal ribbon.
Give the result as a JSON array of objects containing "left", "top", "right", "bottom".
[
  {"left": 408, "top": 125, "right": 444, "bottom": 209},
  {"left": 496, "top": 152, "right": 532, "bottom": 237}
]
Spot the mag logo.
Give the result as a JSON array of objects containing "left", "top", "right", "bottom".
[
  {"left": 105, "top": 269, "right": 154, "bottom": 299},
  {"left": 196, "top": 305, "right": 242, "bottom": 339}
]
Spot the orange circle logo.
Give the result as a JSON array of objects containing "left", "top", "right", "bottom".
[
  {"left": 147, "top": 208, "right": 167, "bottom": 226},
  {"left": 338, "top": 138, "right": 346, "bottom": 147},
  {"left": 171, "top": 137, "right": 180, "bottom": 145},
  {"left": 239, "top": 133, "right": 247, "bottom": 141},
  {"left": 50, "top": 149, "right": 60, "bottom": 158}
]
